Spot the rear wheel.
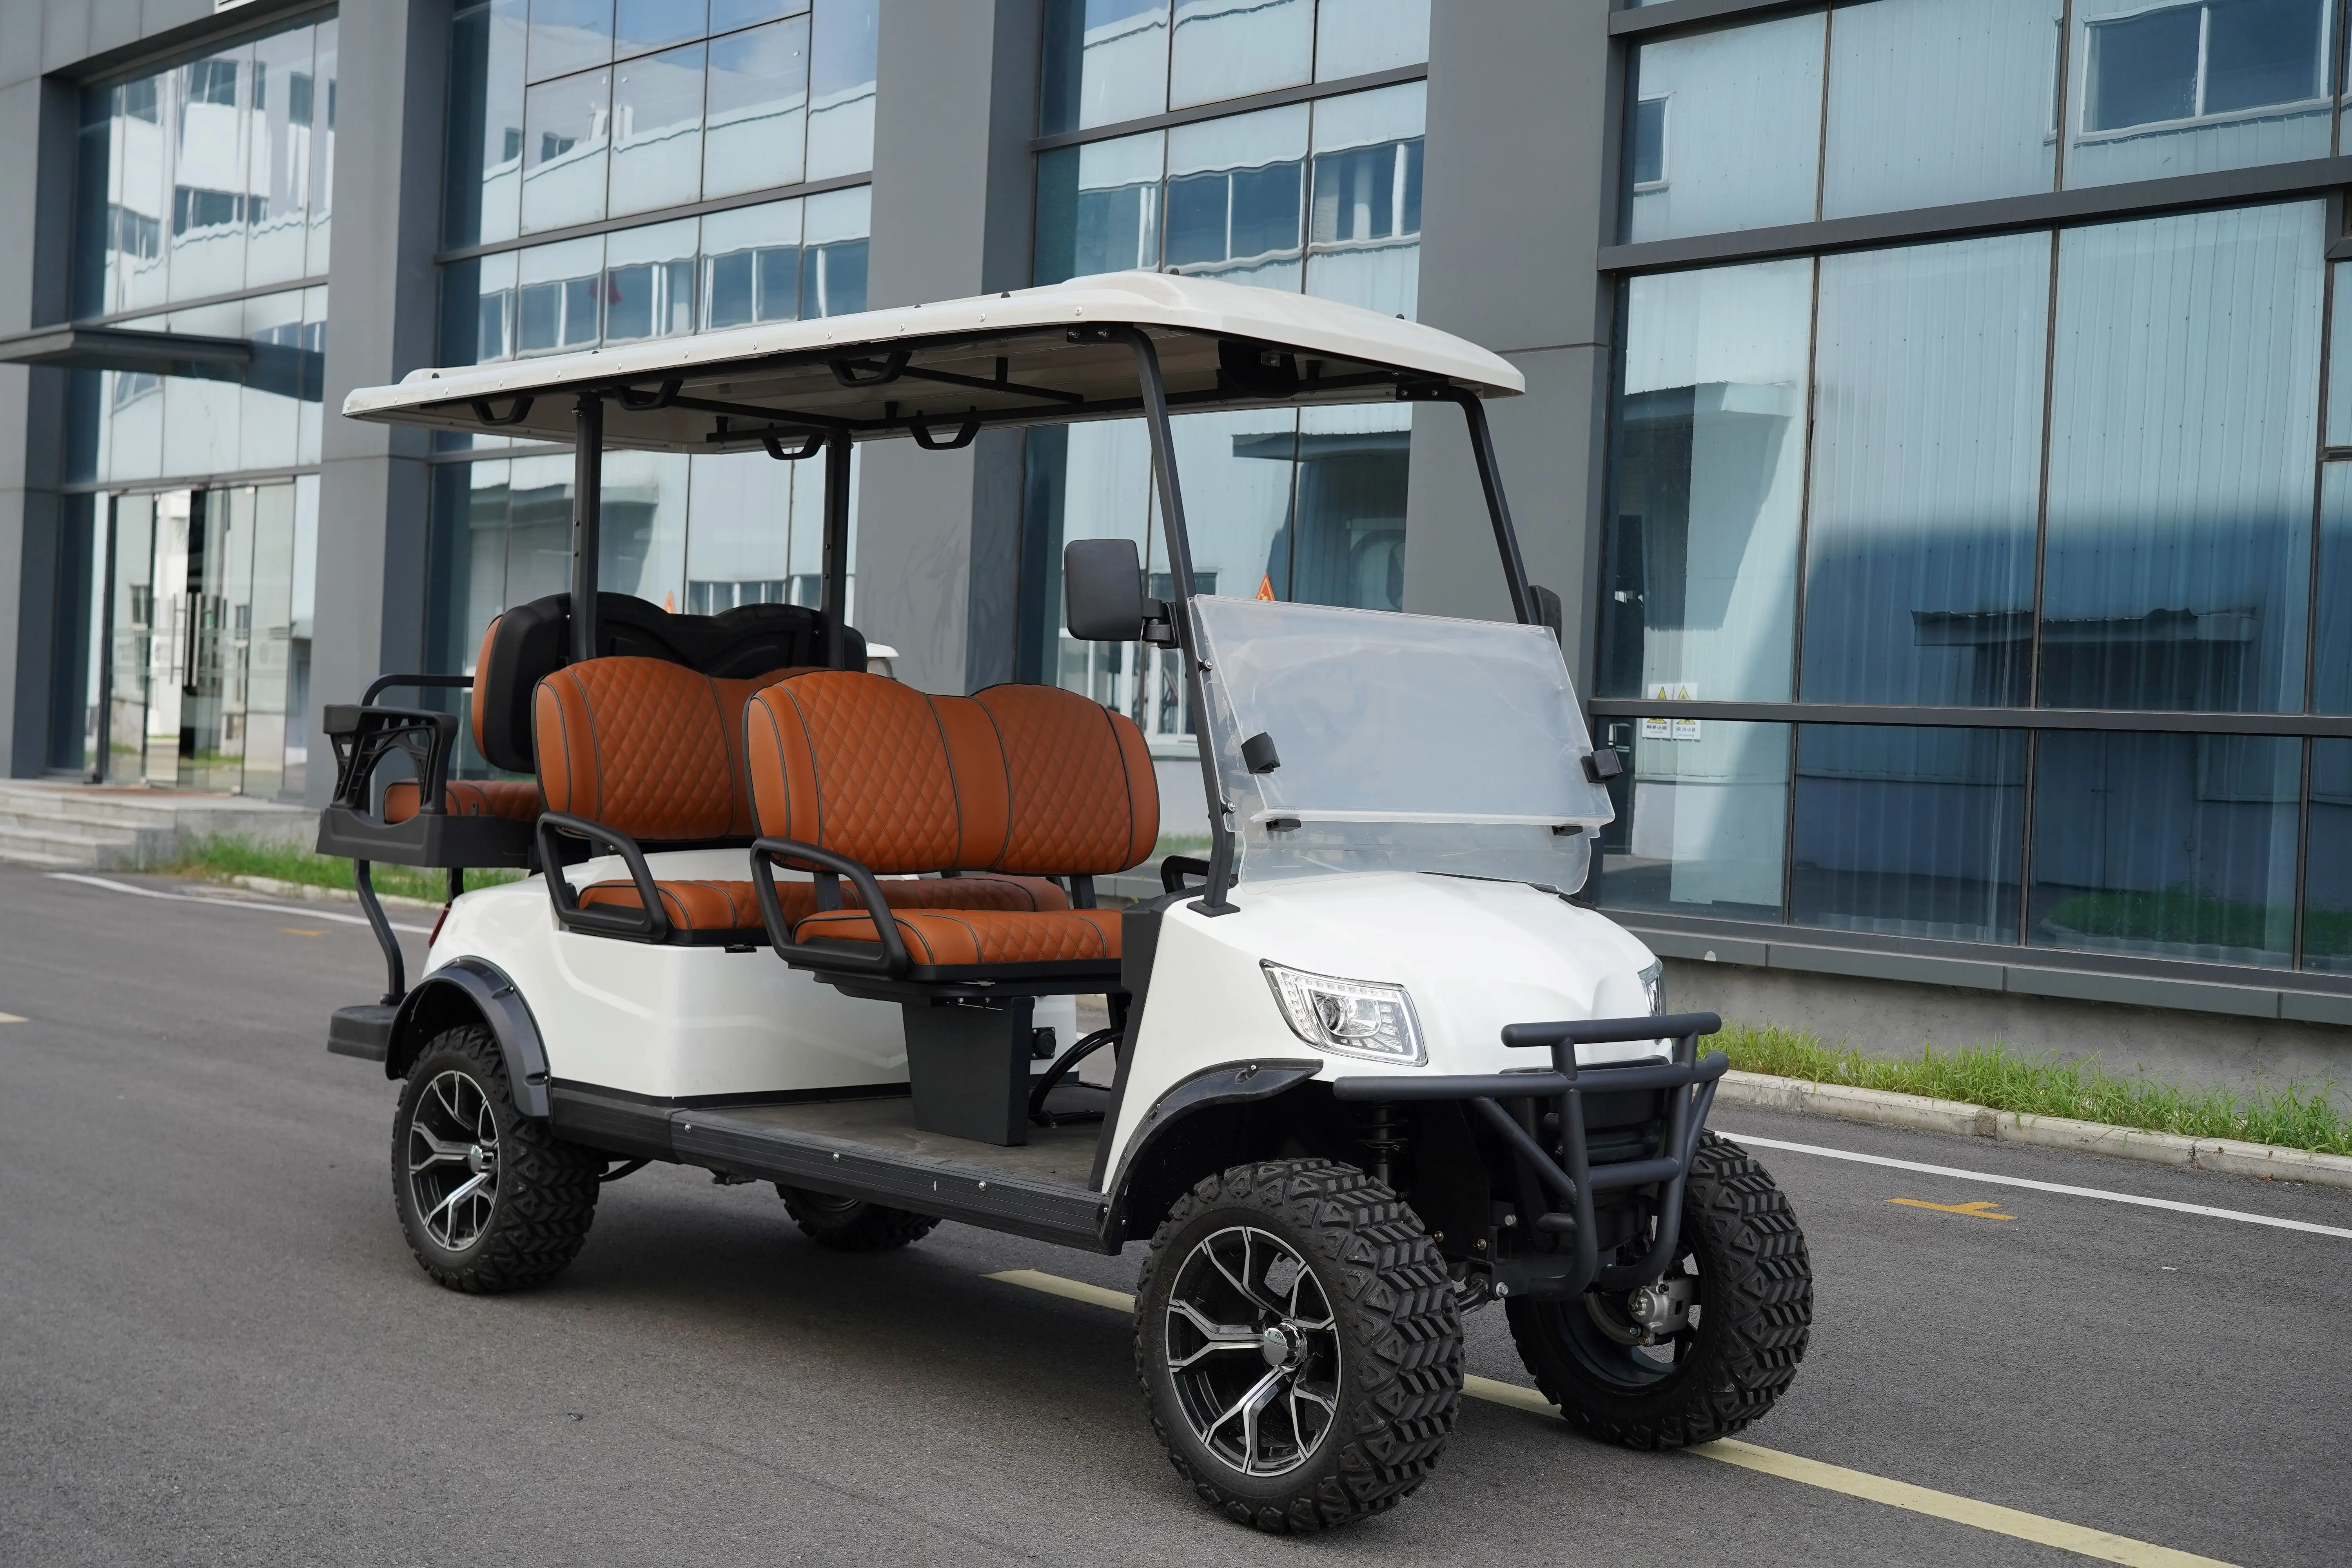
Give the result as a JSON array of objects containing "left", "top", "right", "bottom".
[
  {"left": 1505, "top": 1131, "right": 1811, "bottom": 1447},
  {"left": 392, "top": 1025, "right": 601, "bottom": 1292},
  {"left": 776, "top": 1186, "right": 940, "bottom": 1251},
  {"left": 1135, "top": 1160, "right": 1461, "bottom": 1532}
]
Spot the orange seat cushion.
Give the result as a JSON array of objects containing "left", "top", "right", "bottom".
[
  {"left": 381, "top": 778, "right": 542, "bottom": 824},
  {"left": 574, "top": 871, "right": 1070, "bottom": 938},
  {"left": 793, "top": 906, "right": 1122, "bottom": 970}
]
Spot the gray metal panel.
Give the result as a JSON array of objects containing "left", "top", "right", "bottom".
[
  {"left": 2279, "top": 991, "right": 2352, "bottom": 1028},
  {"left": 2002, "top": 963, "right": 2280, "bottom": 1020},
  {"left": 1769, "top": 941, "right": 2006, "bottom": 993},
  {"left": 1632, "top": 927, "right": 1773, "bottom": 967}
]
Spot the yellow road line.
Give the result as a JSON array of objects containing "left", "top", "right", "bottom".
[
  {"left": 986, "top": 1268, "right": 2237, "bottom": 1568},
  {"left": 0, "top": 1011, "right": 25, "bottom": 1024},
  {"left": 1890, "top": 1197, "right": 2016, "bottom": 1220}
]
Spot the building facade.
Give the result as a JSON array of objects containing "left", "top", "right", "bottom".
[{"left": 2, "top": 0, "right": 2348, "bottom": 1058}]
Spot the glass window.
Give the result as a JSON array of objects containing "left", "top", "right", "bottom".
[
  {"left": 601, "top": 451, "right": 691, "bottom": 610},
  {"left": 1625, "top": 12, "right": 1824, "bottom": 243},
  {"left": 2314, "top": 462, "right": 2352, "bottom": 713},
  {"left": 1596, "top": 719, "right": 1792, "bottom": 922},
  {"left": 685, "top": 448, "right": 794, "bottom": 613},
  {"left": 1802, "top": 234, "right": 2049, "bottom": 705},
  {"left": 528, "top": 0, "right": 613, "bottom": 82},
  {"left": 2328, "top": 261, "right": 2352, "bottom": 448},
  {"left": 609, "top": 42, "right": 705, "bottom": 216},
  {"left": 713, "top": 0, "right": 804, "bottom": 29},
  {"left": 806, "top": 0, "right": 877, "bottom": 180},
  {"left": 1169, "top": 0, "right": 1312, "bottom": 109},
  {"left": 617, "top": 0, "right": 706, "bottom": 56},
  {"left": 701, "top": 198, "right": 801, "bottom": 327},
  {"left": 1040, "top": 0, "right": 1170, "bottom": 134},
  {"left": 1601, "top": 259, "right": 1813, "bottom": 703},
  {"left": 1305, "top": 82, "right": 1423, "bottom": 318},
  {"left": 2041, "top": 202, "right": 2323, "bottom": 712},
  {"left": 1290, "top": 403, "right": 1412, "bottom": 611},
  {"left": 1033, "top": 130, "right": 1165, "bottom": 284},
  {"left": 1822, "top": 0, "right": 2061, "bottom": 219},
  {"left": 1312, "top": 0, "right": 1430, "bottom": 80},
  {"left": 521, "top": 67, "right": 613, "bottom": 231},
  {"left": 800, "top": 184, "right": 869, "bottom": 316},
  {"left": 2067, "top": 0, "right": 2332, "bottom": 187},
  {"left": 704, "top": 16, "right": 809, "bottom": 197},
  {"left": 1165, "top": 105, "right": 1307, "bottom": 291},
  {"left": 516, "top": 233, "right": 606, "bottom": 352},
  {"left": 298, "top": 285, "right": 328, "bottom": 465},
  {"left": 2028, "top": 730, "right": 2301, "bottom": 967},
  {"left": 162, "top": 301, "right": 243, "bottom": 477},
  {"left": 240, "top": 288, "right": 309, "bottom": 470},
  {"left": 1630, "top": 97, "right": 1666, "bottom": 190},
  {"left": 1791, "top": 725, "right": 2026, "bottom": 941},
  {"left": 169, "top": 45, "right": 256, "bottom": 301},
  {"left": 246, "top": 26, "right": 319, "bottom": 288},
  {"left": 306, "top": 20, "right": 337, "bottom": 279},
  {"left": 2306, "top": 739, "right": 2352, "bottom": 971},
  {"left": 603, "top": 216, "right": 699, "bottom": 340},
  {"left": 446, "top": 0, "right": 528, "bottom": 249}
]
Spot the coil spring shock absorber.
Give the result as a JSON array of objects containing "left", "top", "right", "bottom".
[{"left": 1358, "top": 1103, "right": 1407, "bottom": 1188}]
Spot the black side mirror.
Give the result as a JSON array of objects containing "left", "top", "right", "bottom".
[
  {"left": 1064, "top": 537, "right": 1147, "bottom": 642},
  {"left": 1530, "top": 583, "right": 1564, "bottom": 641}
]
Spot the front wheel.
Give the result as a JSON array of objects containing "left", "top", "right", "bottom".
[
  {"left": 1506, "top": 1131, "right": 1812, "bottom": 1447},
  {"left": 1134, "top": 1160, "right": 1461, "bottom": 1532}
]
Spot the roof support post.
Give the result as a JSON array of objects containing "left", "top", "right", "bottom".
[
  {"left": 1447, "top": 389, "right": 1537, "bottom": 626},
  {"left": 570, "top": 392, "right": 604, "bottom": 664},
  {"left": 821, "top": 428, "right": 853, "bottom": 669},
  {"left": 1114, "top": 325, "right": 1236, "bottom": 915}
]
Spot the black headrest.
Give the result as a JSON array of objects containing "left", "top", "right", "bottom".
[{"left": 472, "top": 592, "right": 865, "bottom": 773}]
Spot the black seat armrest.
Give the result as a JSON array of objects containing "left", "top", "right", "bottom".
[
  {"left": 537, "top": 812, "right": 673, "bottom": 943},
  {"left": 328, "top": 705, "right": 459, "bottom": 822},
  {"left": 748, "top": 837, "right": 910, "bottom": 978}
]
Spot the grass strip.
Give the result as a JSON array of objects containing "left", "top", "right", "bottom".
[
  {"left": 1717, "top": 1023, "right": 2351, "bottom": 1157},
  {"left": 161, "top": 834, "right": 524, "bottom": 905}
]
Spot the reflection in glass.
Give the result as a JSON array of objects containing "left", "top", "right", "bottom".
[
  {"left": 1290, "top": 403, "right": 1411, "bottom": 611},
  {"left": 800, "top": 185, "right": 869, "bottom": 316},
  {"left": 528, "top": 0, "right": 613, "bottom": 82},
  {"left": 1034, "top": 131, "right": 1164, "bottom": 283},
  {"left": 616, "top": 0, "right": 706, "bottom": 56},
  {"left": 601, "top": 452, "right": 691, "bottom": 610},
  {"left": 609, "top": 43, "right": 705, "bottom": 216},
  {"left": 163, "top": 302, "right": 243, "bottom": 477},
  {"left": 1165, "top": 105, "right": 1306, "bottom": 291},
  {"left": 2306, "top": 740, "right": 2352, "bottom": 971},
  {"left": 1791, "top": 725, "right": 2024, "bottom": 941},
  {"left": 1602, "top": 260, "right": 1812, "bottom": 702},
  {"left": 1802, "top": 234, "right": 2048, "bottom": 705},
  {"left": 447, "top": 1, "right": 528, "bottom": 248},
  {"left": 2329, "top": 261, "right": 2352, "bottom": 448},
  {"left": 240, "top": 289, "right": 307, "bottom": 470},
  {"left": 806, "top": 0, "right": 877, "bottom": 180},
  {"left": 306, "top": 20, "right": 337, "bottom": 278},
  {"left": 169, "top": 46, "right": 256, "bottom": 302},
  {"left": 2066, "top": 0, "right": 2332, "bottom": 187},
  {"left": 298, "top": 286, "right": 328, "bottom": 465},
  {"left": 2315, "top": 463, "right": 2352, "bottom": 712},
  {"left": 701, "top": 200, "right": 800, "bottom": 327},
  {"left": 2029, "top": 730, "right": 2300, "bottom": 967},
  {"left": 1597, "top": 719, "right": 1791, "bottom": 921},
  {"left": 704, "top": 17, "right": 809, "bottom": 196},
  {"left": 1822, "top": 0, "right": 2060, "bottom": 218},
  {"left": 516, "top": 234, "right": 605, "bottom": 352},
  {"left": 2042, "top": 203, "right": 2321, "bottom": 711},
  {"left": 712, "top": 0, "right": 802, "bottom": 29},
  {"left": 1020, "top": 419, "right": 1167, "bottom": 725},
  {"left": 1305, "top": 83, "right": 1423, "bottom": 318},
  {"left": 603, "top": 218, "right": 698, "bottom": 341},
  {"left": 521, "top": 69, "right": 612, "bottom": 231},
  {"left": 1625, "top": 13, "right": 1823, "bottom": 243},
  {"left": 1314, "top": 0, "right": 1431, "bottom": 80},
  {"left": 1040, "top": 0, "right": 1169, "bottom": 134},
  {"left": 1171, "top": 0, "right": 1312, "bottom": 108},
  {"left": 1174, "top": 407, "right": 1300, "bottom": 605},
  {"left": 246, "top": 27, "right": 319, "bottom": 287},
  {"left": 686, "top": 450, "right": 790, "bottom": 611}
]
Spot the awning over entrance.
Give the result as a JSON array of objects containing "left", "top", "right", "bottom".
[{"left": 0, "top": 323, "right": 321, "bottom": 401}]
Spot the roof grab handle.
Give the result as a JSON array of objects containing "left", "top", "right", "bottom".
[
  {"left": 760, "top": 429, "right": 826, "bottom": 461},
  {"left": 469, "top": 395, "right": 535, "bottom": 426},
  {"left": 907, "top": 412, "right": 982, "bottom": 450},
  {"left": 830, "top": 348, "right": 911, "bottom": 388},
  {"left": 613, "top": 377, "right": 682, "bottom": 412}
]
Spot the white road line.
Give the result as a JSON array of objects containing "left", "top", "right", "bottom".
[
  {"left": 1720, "top": 1129, "right": 2352, "bottom": 1240},
  {"left": 44, "top": 872, "right": 434, "bottom": 935}
]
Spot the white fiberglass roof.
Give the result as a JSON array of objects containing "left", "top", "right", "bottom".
[{"left": 341, "top": 272, "right": 1524, "bottom": 452}]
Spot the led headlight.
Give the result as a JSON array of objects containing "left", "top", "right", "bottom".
[
  {"left": 1640, "top": 958, "right": 1665, "bottom": 1016},
  {"left": 1262, "top": 962, "right": 1425, "bottom": 1065}
]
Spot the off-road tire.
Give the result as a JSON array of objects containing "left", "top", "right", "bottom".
[
  {"left": 1135, "top": 1160, "right": 1462, "bottom": 1532},
  {"left": 776, "top": 1186, "right": 940, "bottom": 1251},
  {"left": 1506, "top": 1131, "right": 1811, "bottom": 1447},
  {"left": 392, "top": 1025, "right": 601, "bottom": 1293}
]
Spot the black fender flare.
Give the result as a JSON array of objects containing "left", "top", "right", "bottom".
[
  {"left": 1100, "top": 1059, "right": 1322, "bottom": 1247},
  {"left": 386, "top": 957, "right": 553, "bottom": 1118}
]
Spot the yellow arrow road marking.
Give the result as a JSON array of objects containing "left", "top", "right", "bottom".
[
  {"left": 984, "top": 1267, "right": 2237, "bottom": 1567},
  {"left": 0, "top": 1011, "right": 26, "bottom": 1024},
  {"left": 1890, "top": 1197, "right": 2016, "bottom": 1220}
]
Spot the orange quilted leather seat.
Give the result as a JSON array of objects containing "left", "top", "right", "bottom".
[
  {"left": 577, "top": 877, "right": 757, "bottom": 933},
  {"left": 574, "top": 869, "right": 1070, "bottom": 939},
  {"left": 381, "top": 777, "right": 541, "bottom": 824},
  {"left": 794, "top": 906, "right": 1123, "bottom": 974}
]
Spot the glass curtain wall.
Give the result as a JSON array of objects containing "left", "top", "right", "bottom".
[
  {"left": 1025, "top": 0, "right": 1432, "bottom": 746},
  {"left": 1602, "top": 0, "right": 2352, "bottom": 976}
]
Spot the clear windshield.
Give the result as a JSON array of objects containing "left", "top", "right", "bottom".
[{"left": 1190, "top": 598, "right": 1615, "bottom": 889}]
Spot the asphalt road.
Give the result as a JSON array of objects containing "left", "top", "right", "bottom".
[{"left": 3, "top": 862, "right": 2347, "bottom": 1567}]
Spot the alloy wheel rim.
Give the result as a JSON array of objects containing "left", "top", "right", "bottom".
[
  {"left": 407, "top": 1069, "right": 499, "bottom": 1251},
  {"left": 1164, "top": 1225, "right": 1341, "bottom": 1477}
]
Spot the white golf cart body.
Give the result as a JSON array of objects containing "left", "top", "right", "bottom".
[{"left": 332, "top": 271, "right": 1686, "bottom": 1254}]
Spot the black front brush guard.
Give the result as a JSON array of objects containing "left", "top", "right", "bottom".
[{"left": 1331, "top": 1011, "right": 1728, "bottom": 1300}]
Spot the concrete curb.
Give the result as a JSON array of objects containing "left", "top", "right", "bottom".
[
  {"left": 223, "top": 875, "right": 443, "bottom": 912},
  {"left": 1718, "top": 1070, "right": 2352, "bottom": 1192}
]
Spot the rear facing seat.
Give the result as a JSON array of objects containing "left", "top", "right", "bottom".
[
  {"left": 746, "top": 672, "right": 1156, "bottom": 982},
  {"left": 536, "top": 657, "right": 1066, "bottom": 944}
]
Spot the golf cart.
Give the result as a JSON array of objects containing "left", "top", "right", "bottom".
[{"left": 321, "top": 272, "right": 1811, "bottom": 1530}]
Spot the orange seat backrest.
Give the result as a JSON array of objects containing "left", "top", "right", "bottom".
[
  {"left": 745, "top": 671, "right": 1156, "bottom": 878},
  {"left": 535, "top": 657, "right": 812, "bottom": 843}
]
